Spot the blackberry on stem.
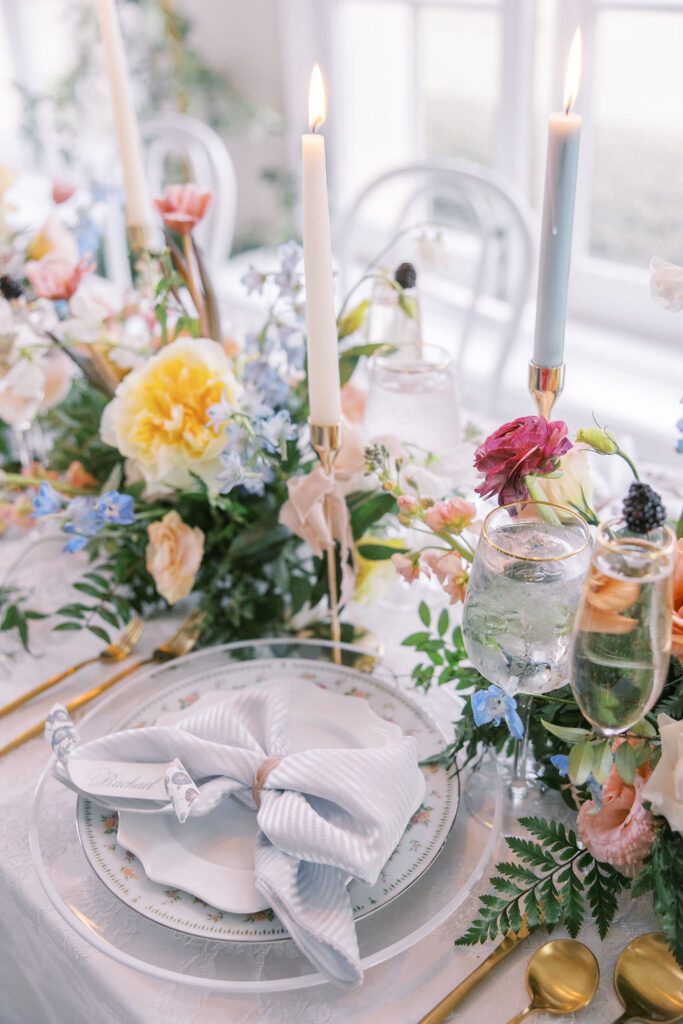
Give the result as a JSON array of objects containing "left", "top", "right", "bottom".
[
  {"left": 0, "top": 275, "right": 23, "bottom": 300},
  {"left": 622, "top": 482, "right": 666, "bottom": 533},
  {"left": 394, "top": 262, "right": 416, "bottom": 290}
]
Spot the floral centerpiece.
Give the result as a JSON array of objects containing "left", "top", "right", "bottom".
[{"left": 0, "top": 175, "right": 403, "bottom": 649}]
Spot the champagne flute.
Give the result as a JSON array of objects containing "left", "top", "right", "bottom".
[
  {"left": 569, "top": 517, "right": 674, "bottom": 735},
  {"left": 461, "top": 500, "right": 591, "bottom": 824}
]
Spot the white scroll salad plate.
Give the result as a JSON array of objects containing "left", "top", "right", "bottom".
[{"left": 76, "top": 655, "right": 460, "bottom": 941}]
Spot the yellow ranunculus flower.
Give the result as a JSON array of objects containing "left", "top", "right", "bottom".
[{"left": 100, "top": 337, "right": 241, "bottom": 495}]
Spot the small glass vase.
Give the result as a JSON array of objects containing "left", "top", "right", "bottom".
[{"left": 569, "top": 516, "right": 675, "bottom": 736}]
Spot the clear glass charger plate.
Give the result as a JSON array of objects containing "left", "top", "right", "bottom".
[{"left": 30, "top": 637, "right": 502, "bottom": 993}]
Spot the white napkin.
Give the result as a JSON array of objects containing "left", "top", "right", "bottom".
[{"left": 47, "top": 682, "right": 425, "bottom": 986}]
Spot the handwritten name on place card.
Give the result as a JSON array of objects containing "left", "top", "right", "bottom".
[{"left": 69, "top": 760, "right": 169, "bottom": 800}]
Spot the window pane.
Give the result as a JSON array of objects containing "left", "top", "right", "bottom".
[
  {"left": 422, "top": 6, "right": 501, "bottom": 165},
  {"left": 590, "top": 9, "right": 683, "bottom": 266},
  {"left": 335, "top": 1, "right": 413, "bottom": 212}
]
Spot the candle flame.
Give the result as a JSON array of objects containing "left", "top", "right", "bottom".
[
  {"left": 564, "top": 28, "right": 582, "bottom": 114},
  {"left": 308, "top": 63, "right": 326, "bottom": 132}
]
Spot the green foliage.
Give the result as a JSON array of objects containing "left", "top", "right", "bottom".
[
  {"left": 633, "top": 822, "right": 683, "bottom": 969},
  {"left": 0, "top": 586, "right": 46, "bottom": 651},
  {"left": 456, "top": 816, "right": 631, "bottom": 946},
  {"left": 338, "top": 343, "right": 385, "bottom": 387},
  {"left": 42, "top": 379, "right": 122, "bottom": 483}
]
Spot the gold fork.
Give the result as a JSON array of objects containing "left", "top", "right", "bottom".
[
  {"left": 0, "top": 609, "right": 205, "bottom": 758},
  {"left": 0, "top": 617, "right": 146, "bottom": 720}
]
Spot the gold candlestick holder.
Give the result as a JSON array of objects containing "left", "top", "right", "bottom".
[
  {"left": 310, "top": 420, "right": 343, "bottom": 664},
  {"left": 528, "top": 361, "right": 565, "bottom": 420}
]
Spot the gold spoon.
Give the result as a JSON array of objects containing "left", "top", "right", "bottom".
[
  {"left": 611, "top": 932, "right": 683, "bottom": 1024},
  {"left": 505, "top": 939, "right": 600, "bottom": 1024}
]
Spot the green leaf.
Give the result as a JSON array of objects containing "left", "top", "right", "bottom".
[
  {"left": 593, "top": 741, "right": 614, "bottom": 784},
  {"left": 356, "top": 542, "right": 408, "bottom": 561},
  {"left": 633, "top": 740, "right": 652, "bottom": 768},
  {"left": 349, "top": 491, "right": 396, "bottom": 539},
  {"left": 87, "top": 624, "right": 110, "bottom": 643},
  {"left": 337, "top": 299, "right": 369, "bottom": 339},
  {"left": 54, "top": 621, "right": 83, "bottom": 631},
  {"left": 98, "top": 607, "right": 120, "bottom": 629},
  {"left": 614, "top": 741, "right": 637, "bottom": 785},
  {"left": 419, "top": 601, "right": 430, "bottom": 627},
  {"left": 437, "top": 608, "right": 449, "bottom": 637},
  {"left": 397, "top": 292, "right": 416, "bottom": 318},
  {"left": 568, "top": 741, "right": 595, "bottom": 785},
  {"left": 541, "top": 719, "right": 593, "bottom": 744},
  {"left": 402, "top": 631, "right": 431, "bottom": 646},
  {"left": 630, "top": 718, "right": 657, "bottom": 738},
  {"left": 73, "top": 582, "right": 107, "bottom": 600}
]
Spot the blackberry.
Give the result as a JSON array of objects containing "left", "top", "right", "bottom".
[
  {"left": 622, "top": 481, "right": 666, "bottom": 533},
  {"left": 0, "top": 275, "right": 23, "bottom": 300},
  {"left": 394, "top": 262, "right": 416, "bottom": 289}
]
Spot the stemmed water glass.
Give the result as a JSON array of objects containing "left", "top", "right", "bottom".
[
  {"left": 569, "top": 516, "right": 674, "bottom": 736},
  {"left": 461, "top": 500, "right": 592, "bottom": 826}
]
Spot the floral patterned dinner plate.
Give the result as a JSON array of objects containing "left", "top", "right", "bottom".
[{"left": 76, "top": 655, "right": 459, "bottom": 942}]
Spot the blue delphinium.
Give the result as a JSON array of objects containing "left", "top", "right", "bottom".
[
  {"left": 676, "top": 415, "right": 683, "bottom": 454},
  {"left": 470, "top": 684, "right": 525, "bottom": 739},
  {"left": 216, "top": 450, "right": 244, "bottom": 495},
  {"left": 550, "top": 754, "right": 569, "bottom": 776},
  {"left": 95, "top": 491, "right": 136, "bottom": 525},
  {"left": 31, "top": 481, "right": 63, "bottom": 517},
  {"left": 258, "top": 409, "right": 296, "bottom": 456}
]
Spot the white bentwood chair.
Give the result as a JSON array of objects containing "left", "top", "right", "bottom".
[{"left": 336, "top": 161, "right": 534, "bottom": 412}]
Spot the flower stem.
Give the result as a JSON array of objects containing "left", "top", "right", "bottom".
[
  {"left": 1, "top": 473, "right": 95, "bottom": 496},
  {"left": 524, "top": 476, "right": 562, "bottom": 526},
  {"left": 616, "top": 447, "right": 640, "bottom": 481},
  {"left": 182, "top": 233, "right": 210, "bottom": 337}
]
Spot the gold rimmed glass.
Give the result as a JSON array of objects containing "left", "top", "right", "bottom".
[
  {"left": 569, "top": 516, "right": 674, "bottom": 736},
  {"left": 461, "top": 500, "right": 592, "bottom": 822}
]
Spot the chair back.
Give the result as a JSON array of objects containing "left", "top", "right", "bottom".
[
  {"left": 336, "top": 161, "right": 534, "bottom": 411},
  {"left": 141, "top": 113, "right": 237, "bottom": 268}
]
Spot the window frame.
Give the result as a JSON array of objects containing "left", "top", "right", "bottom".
[{"left": 279, "top": 0, "right": 683, "bottom": 346}]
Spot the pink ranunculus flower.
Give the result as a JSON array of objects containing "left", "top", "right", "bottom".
[
  {"left": 145, "top": 511, "right": 204, "bottom": 605},
  {"left": 423, "top": 550, "right": 468, "bottom": 604},
  {"left": 391, "top": 552, "right": 421, "bottom": 584},
  {"left": 474, "top": 415, "right": 573, "bottom": 505},
  {"left": 26, "top": 253, "right": 94, "bottom": 301},
  {"left": 424, "top": 496, "right": 476, "bottom": 534},
  {"left": 577, "top": 751, "right": 655, "bottom": 873},
  {"left": 154, "top": 184, "right": 212, "bottom": 235}
]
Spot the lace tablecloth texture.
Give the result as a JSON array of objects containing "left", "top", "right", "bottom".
[{"left": 0, "top": 532, "right": 660, "bottom": 1024}]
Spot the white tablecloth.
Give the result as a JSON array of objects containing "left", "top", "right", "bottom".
[{"left": 0, "top": 531, "right": 660, "bottom": 1024}]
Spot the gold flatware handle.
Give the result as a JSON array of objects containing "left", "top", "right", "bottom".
[
  {"left": 418, "top": 923, "right": 531, "bottom": 1024},
  {"left": 505, "top": 1006, "right": 534, "bottom": 1024},
  {"left": 0, "top": 656, "right": 98, "bottom": 720},
  {"left": 0, "top": 657, "right": 150, "bottom": 757}
]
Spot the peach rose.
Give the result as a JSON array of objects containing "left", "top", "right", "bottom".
[
  {"left": 64, "top": 461, "right": 97, "bottom": 490},
  {"left": 672, "top": 539, "right": 683, "bottom": 658},
  {"left": 145, "top": 511, "right": 204, "bottom": 605},
  {"left": 26, "top": 214, "right": 79, "bottom": 261},
  {"left": 424, "top": 497, "right": 476, "bottom": 534},
  {"left": 577, "top": 751, "right": 655, "bottom": 871},
  {"left": 578, "top": 569, "right": 639, "bottom": 635},
  {"left": 26, "top": 254, "right": 94, "bottom": 301},
  {"left": 154, "top": 184, "right": 211, "bottom": 235}
]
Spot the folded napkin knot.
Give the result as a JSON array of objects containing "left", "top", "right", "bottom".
[{"left": 251, "top": 754, "right": 283, "bottom": 808}]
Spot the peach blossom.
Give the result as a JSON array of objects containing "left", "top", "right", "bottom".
[
  {"left": 397, "top": 495, "right": 420, "bottom": 522},
  {"left": 424, "top": 497, "right": 476, "bottom": 534},
  {"left": 340, "top": 383, "right": 366, "bottom": 425},
  {"left": 577, "top": 754, "right": 655, "bottom": 870},
  {"left": 145, "top": 511, "right": 204, "bottom": 605},
  {"left": 671, "top": 539, "right": 683, "bottom": 658},
  {"left": 391, "top": 552, "right": 421, "bottom": 583},
  {"left": 64, "top": 461, "right": 97, "bottom": 490},
  {"left": 578, "top": 570, "right": 639, "bottom": 635},
  {"left": 154, "top": 184, "right": 211, "bottom": 235},
  {"left": 26, "top": 214, "right": 79, "bottom": 262},
  {"left": 423, "top": 550, "right": 468, "bottom": 604},
  {"left": 26, "top": 254, "right": 94, "bottom": 301}
]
